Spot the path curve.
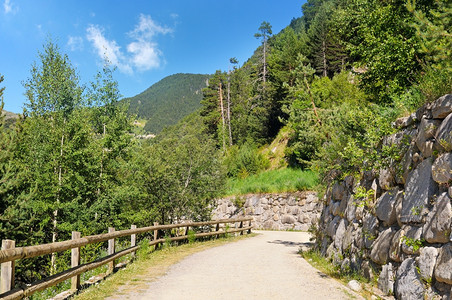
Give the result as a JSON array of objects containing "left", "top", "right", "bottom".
[{"left": 113, "top": 231, "right": 360, "bottom": 300}]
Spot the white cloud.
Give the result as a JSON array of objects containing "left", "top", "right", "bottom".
[
  {"left": 3, "top": 0, "right": 18, "bottom": 14},
  {"left": 86, "top": 24, "right": 132, "bottom": 74},
  {"left": 126, "top": 14, "right": 172, "bottom": 71},
  {"left": 86, "top": 14, "right": 172, "bottom": 74},
  {"left": 67, "top": 36, "right": 84, "bottom": 51}
]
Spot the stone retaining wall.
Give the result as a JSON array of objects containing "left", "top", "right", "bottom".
[
  {"left": 318, "top": 94, "right": 452, "bottom": 299},
  {"left": 212, "top": 192, "right": 321, "bottom": 231}
]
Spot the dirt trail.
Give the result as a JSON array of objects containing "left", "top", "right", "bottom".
[{"left": 109, "top": 231, "right": 361, "bottom": 300}]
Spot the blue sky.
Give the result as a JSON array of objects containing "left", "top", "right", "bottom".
[{"left": 0, "top": 0, "right": 305, "bottom": 113}]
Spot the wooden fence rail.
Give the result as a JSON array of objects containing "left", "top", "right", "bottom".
[{"left": 0, "top": 217, "right": 253, "bottom": 300}]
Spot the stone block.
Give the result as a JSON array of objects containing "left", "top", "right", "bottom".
[
  {"left": 435, "top": 113, "right": 452, "bottom": 152},
  {"left": 395, "top": 258, "right": 425, "bottom": 300},
  {"left": 432, "top": 153, "right": 452, "bottom": 184},
  {"left": 378, "top": 263, "right": 394, "bottom": 296},
  {"left": 389, "top": 228, "right": 405, "bottom": 263},
  {"left": 334, "top": 218, "right": 347, "bottom": 251},
  {"left": 423, "top": 192, "right": 452, "bottom": 243},
  {"left": 416, "top": 247, "right": 439, "bottom": 281},
  {"left": 401, "top": 225, "right": 423, "bottom": 255},
  {"left": 370, "top": 227, "right": 397, "bottom": 265},
  {"left": 434, "top": 243, "right": 452, "bottom": 284},
  {"left": 401, "top": 158, "right": 438, "bottom": 224},
  {"left": 431, "top": 94, "right": 452, "bottom": 119},
  {"left": 375, "top": 187, "right": 399, "bottom": 226}
]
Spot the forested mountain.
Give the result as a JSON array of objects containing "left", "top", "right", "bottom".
[
  {"left": 124, "top": 73, "right": 210, "bottom": 134},
  {"left": 1, "top": 109, "right": 18, "bottom": 129}
]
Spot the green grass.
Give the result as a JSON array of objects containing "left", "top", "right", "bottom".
[{"left": 224, "top": 168, "right": 318, "bottom": 196}]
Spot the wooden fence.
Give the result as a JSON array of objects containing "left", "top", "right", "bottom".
[{"left": 0, "top": 217, "right": 253, "bottom": 300}]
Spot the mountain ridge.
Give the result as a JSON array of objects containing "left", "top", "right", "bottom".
[{"left": 124, "top": 73, "right": 210, "bottom": 134}]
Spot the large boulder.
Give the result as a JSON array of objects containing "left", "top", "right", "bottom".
[
  {"left": 363, "top": 213, "right": 379, "bottom": 248},
  {"left": 390, "top": 228, "right": 405, "bottom": 263},
  {"left": 345, "top": 194, "right": 357, "bottom": 222},
  {"left": 326, "top": 215, "right": 341, "bottom": 238},
  {"left": 435, "top": 113, "right": 452, "bottom": 152},
  {"left": 423, "top": 192, "right": 452, "bottom": 243},
  {"left": 434, "top": 243, "right": 452, "bottom": 284},
  {"left": 395, "top": 258, "right": 425, "bottom": 300},
  {"left": 379, "top": 167, "right": 396, "bottom": 190},
  {"left": 432, "top": 153, "right": 452, "bottom": 184},
  {"left": 431, "top": 94, "right": 452, "bottom": 119},
  {"left": 401, "top": 158, "right": 438, "bottom": 224},
  {"left": 375, "top": 187, "right": 400, "bottom": 226},
  {"left": 416, "top": 247, "right": 439, "bottom": 281},
  {"left": 401, "top": 225, "right": 423, "bottom": 255},
  {"left": 334, "top": 218, "right": 348, "bottom": 251},
  {"left": 416, "top": 117, "right": 442, "bottom": 157},
  {"left": 332, "top": 182, "right": 346, "bottom": 202},
  {"left": 370, "top": 227, "right": 397, "bottom": 265}
]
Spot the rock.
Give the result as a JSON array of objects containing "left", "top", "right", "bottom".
[
  {"left": 375, "top": 187, "right": 399, "bottom": 226},
  {"left": 432, "top": 153, "right": 452, "bottom": 184},
  {"left": 401, "top": 158, "right": 438, "bottom": 224},
  {"left": 273, "top": 214, "right": 279, "bottom": 221},
  {"left": 362, "top": 260, "right": 374, "bottom": 281},
  {"left": 254, "top": 206, "right": 264, "bottom": 215},
  {"left": 435, "top": 113, "right": 452, "bottom": 152},
  {"left": 395, "top": 258, "right": 425, "bottom": 300},
  {"left": 363, "top": 213, "right": 379, "bottom": 248},
  {"left": 416, "top": 117, "right": 442, "bottom": 156},
  {"left": 334, "top": 218, "right": 348, "bottom": 251},
  {"left": 370, "top": 227, "right": 397, "bottom": 265},
  {"left": 423, "top": 192, "right": 452, "bottom": 243},
  {"left": 342, "top": 222, "right": 356, "bottom": 252},
  {"left": 390, "top": 228, "right": 405, "bottom": 263},
  {"left": 400, "top": 144, "right": 417, "bottom": 184},
  {"left": 431, "top": 94, "right": 452, "bottom": 119},
  {"left": 281, "top": 214, "right": 296, "bottom": 224},
  {"left": 379, "top": 168, "right": 395, "bottom": 190},
  {"left": 434, "top": 243, "right": 452, "bottom": 284},
  {"left": 416, "top": 247, "right": 439, "bottom": 280},
  {"left": 347, "top": 280, "right": 362, "bottom": 292},
  {"left": 394, "top": 115, "right": 414, "bottom": 129},
  {"left": 341, "top": 258, "right": 351, "bottom": 273},
  {"left": 401, "top": 225, "right": 423, "bottom": 255},
  {"left": 331, "top": 201, "right": 341, "bottom": 216},
  {"left": 332, "top": 182, "right": 346, "bottom": 202},
  {"left": 416, "top": 102, "right": 433, "bottom": 121},
  {"left": 345, "top": 195, "right": 357, "bottom": 222},
  {"left": 326, "top": 216, "right": 341, "bottom": 238},
  {"left": 378, "top": 263, "right": 394, "bottom": 296}
]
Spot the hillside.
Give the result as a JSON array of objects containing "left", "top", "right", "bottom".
[
  {"left": 1, "top": 109, "right": 18, "bottom": 129},
  {"left": 124, "top": 73, "right": 210, "bottom": 134}
]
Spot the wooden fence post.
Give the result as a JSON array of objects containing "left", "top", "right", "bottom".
[
  {"left": 153, "top": 222, "right": 159, "bottom": 250},
  {"left": 248, "top": 219, "right": 252, "bottom": 234},
  {"left": 215, "top": 223, "right": 220, "bottom": 239},
  {"left": 1, "top": 240, "right": 15, "bottom": 294},
  {"left": 131, "top": 225, "right": 136, "bottom": 259},
  {"left": 239, "top": 221, "right": 244, "bottom": 235},
  {"left": 108, "top": 227, "right": 115, "bottom": 274},
  {"left": 71, "top": 231, "right": 81, "bottom": 291}
]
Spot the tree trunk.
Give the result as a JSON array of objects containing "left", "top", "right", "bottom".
[
  {"left": 304, "top": 76, "right": 322, "bottom": 126},
  {"left": 219, "top": 82, "right": 226, "bottom": 151},
  {"left": 322, "top": 40, "right": 327, "bottom": 77},
  {"left": 263, "top": 38, "right": 267, "bottom": 83},
  {"left": 227, "top": 73, "right": 232, "bottom": 146},
  {"left": 51, "top": 127, "right": 65, "bottom": 275}
]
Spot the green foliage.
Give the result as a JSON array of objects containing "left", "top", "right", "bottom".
[
  {"left": 125, "top": 73, "right": 210, "bottom": 134},
  {"left": 401, "top": 236, "right": 425, "bottom": 252},
  {"left": 126, "top": 113, "right": 225, "bottom": 224},
  {"left": 223, "top": 142, "right": 269, "bottom": 178},
  {"left": 187, "top": 230, "right": 196, "bottom": 244}
]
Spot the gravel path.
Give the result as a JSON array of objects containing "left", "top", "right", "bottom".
[{"left": 113, "top": 231, "right": 360, "bottom": 300}]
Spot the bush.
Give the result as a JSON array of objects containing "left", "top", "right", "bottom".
[{"left": 224, "top": 142, "right": 269, "bottom": 178}]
